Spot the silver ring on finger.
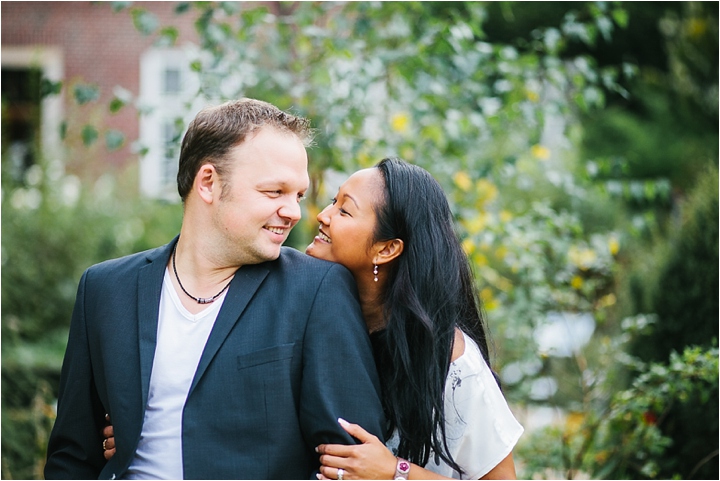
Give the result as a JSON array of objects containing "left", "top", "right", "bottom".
[{"left": 337, "top": 468, "right": 344, "bottom": 480}]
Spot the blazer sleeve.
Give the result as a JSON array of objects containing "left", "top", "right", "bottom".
[
  {"left": 45, "top": 269, "right": 107, "bottom": 479},
  {"left": 299, "top": 263, "right": 386, "bottom": 456}
]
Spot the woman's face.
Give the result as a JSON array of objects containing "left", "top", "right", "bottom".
[{"left": 305, "top": 168, "right": 384, "bottom": 280}]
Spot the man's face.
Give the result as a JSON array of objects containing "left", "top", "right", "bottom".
[{"left": 212, "top": 126, "right": 309, "bottom": 265}]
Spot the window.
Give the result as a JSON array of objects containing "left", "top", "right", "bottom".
[
  {"left": 1, "top": 47, "right": 63, "bottom": 182},
  {"left": 163, "top": 67, "right": 181, "bottom": 95},
  {"left": 1, "top": 68, "right": 42, "bottom": 180},
  {"left": 138, "top": 47, "right": 204, "bottom": 200}
]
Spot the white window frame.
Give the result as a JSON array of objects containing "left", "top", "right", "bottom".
[{"left": 138, "top": 47, "right": 205, "bottom": 200}]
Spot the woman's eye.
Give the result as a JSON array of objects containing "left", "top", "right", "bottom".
[
  {"left": 297, "top": 193, "right": 306, "bottom": 202},
  {"left": 331, "top": 198, "right": 337, "bottom": 205}
]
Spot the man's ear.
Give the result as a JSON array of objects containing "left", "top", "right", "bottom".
[
  {"left": 195, "top": 163, "right": 218, "bottom": 204},
  {"left": 374, "top": 238, "right": 404, "bottom": 266}
]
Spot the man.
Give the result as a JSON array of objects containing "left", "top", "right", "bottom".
[{"left": 44, "top": 99, "right": 385, "bottom": 479}]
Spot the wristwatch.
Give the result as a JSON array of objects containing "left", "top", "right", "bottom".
[{"left": 394, "top": 457, "right": 410, "bottom": 480}]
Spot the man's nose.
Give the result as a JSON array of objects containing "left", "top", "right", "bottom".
[{"left": 279, "top": 197, "right": 302, "bottom": 222}]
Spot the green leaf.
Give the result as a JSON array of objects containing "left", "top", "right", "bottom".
[
  {"left": 220, "top": 2, "right": 240, "bottom": 15},
  {"left": 110, "top": 2, "right": 132, "bottom": 13},
  {"left": 159, "top": 26, "right": 179, "bottom": 45},
  {"left": 81, "top": 125, "right": 99, "bottom": 146},
  {"left": 131, "top": 8, "right": 158, "bottom": 35},
  {"left": 109, "top": 97, "right": 126, "bottom": 113},
  {"left": 612, "top": 8, "right": 629, "bottom": 29},
  {"left": 40, "top": 78, "right": 63, "bottom": 98},
  {"left": 175, "top": 2, "right": 191, "bottom": 14},
  {"left": 73, "top": 84, "right": 100, "bottom": 105},
  {"left": 105, "top": 130, "right": 125, "bottom": 151}
]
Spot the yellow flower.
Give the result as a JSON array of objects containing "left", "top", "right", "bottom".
[
  {"left": 531, "top": 144, "right": 551, "bottom": 161},
  {"left": 597, "top": 293, "right": 616, "bottom": 309},
  {"left": 479, "top": 287, "right": 499, "bottom": 311},
  {"left": 476, "top": 178, "right": 498, "bottom": 205},
  {"left": 499, "top": 210, "right": 513, "bottom": 223},
  {"left": 390, "top": 112, "right": 410, "bottom": 133},
  {"left": 595, "top": 451, "right": 609, "bottom": 464},
  {"left": 687, "top": 18, "right": 707, "bottom": 39},
  {"left": 568, "top": 246, "right": 597, "bottom": 270},
  {"left": 472, "top": 252, "right": 488, "bottom": 266},
  {"left": 571, "top": 275, "right": 584, "bottom": 290},
  {"left": 464, "top": 212, "right": 489, "bottom": 234},
  {"left": 608, "top": 236, "right": 620, "bottom": 256},
  {"left": 461, "top": 238, "right": 476, "bottom": 256},
  {"left": 565, "top": 411, "right": 584, "bottom": 434},
  {"left": 526, "top": 90, "right": 540, "bottom": 102},
  {"left": 495, "top": 245, "right": 508, "bottom": 260},
  {"left": 496, "top": 276, "right": 513, "bottom": 292},
  {"left": 357, "top": 151, "right": 372, "bottom": 168},
  {"left": 454, "top": 171, "right": 472, "bottom": 191},
  {"left": 480, "top": 287, "right": 494, "bottom": 301}
]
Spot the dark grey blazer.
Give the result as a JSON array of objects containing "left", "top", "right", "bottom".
[{"left": 44, "top": 237, "right": 385, "bottom": 479}]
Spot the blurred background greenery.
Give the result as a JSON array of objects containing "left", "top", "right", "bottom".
[{"left": 1, "top": 2, "right": 717, "bottom": 479}]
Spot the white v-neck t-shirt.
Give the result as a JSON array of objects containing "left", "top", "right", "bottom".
[{"left": 126, "top": 269, "right": 227, "bottom": 480}]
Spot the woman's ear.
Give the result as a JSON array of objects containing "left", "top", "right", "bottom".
[
  {"left": 374, "top": 238, "right": 404, "bottom": 266},
  {"left": 195, "top": 164, "right": 218, "bottom": 204}
]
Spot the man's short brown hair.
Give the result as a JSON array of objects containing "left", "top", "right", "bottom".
[{"left": 176, "top": 98, "right": 314, "bottom": 201}]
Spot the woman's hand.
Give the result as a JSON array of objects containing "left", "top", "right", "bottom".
[
  {"left": 102, "top": 414, "right": 116, "bottom": 461},
  {"left": 316, "top": 418, "right": 397, "bottom": 480}
]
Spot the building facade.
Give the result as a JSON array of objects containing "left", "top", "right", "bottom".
[{"left": 1, "top": 1, "right": 204, "bottom": 199}]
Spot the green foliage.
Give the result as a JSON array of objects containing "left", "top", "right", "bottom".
[
  {"left": 104, "top": 129, "right": 126, "bottom": 151},
  {"left": 626, "top": 164, "right": 720, "bottom": 480},
  {"left": 632, "top": 164, "right": 719, "bottom": 361},
  {"left": 1, "top": 156, "right": 182, "bottom": 478},
  {"left": 72, "top": 83, "right": 100, "bottom": 105},
  {"left": 80, "top": 124, "right": 98, "bottom": 146},
  {"left": 517, "top": 346, "right": 719, "bottom": 479},
  {"left": 582, "top": 82, "right": 717, "bottom": 193},
  {"left": 130, "top": 7, "right": 159, "bottom": 35},
  {"left": 1, "top": 377, "right": 56, "bottom": 480}
]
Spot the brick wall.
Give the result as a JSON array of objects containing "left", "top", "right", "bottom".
[{"left": 2, "top": 1, "right": 200, "bottom": 174}]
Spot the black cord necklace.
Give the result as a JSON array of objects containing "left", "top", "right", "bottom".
[{"left": 172, "top": 243, "right": 232, "bottom": 304}]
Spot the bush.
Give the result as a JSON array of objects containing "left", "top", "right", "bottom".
[
  {"left": 516, "top": 346, "right": 719, "bottom": 479},
  {"left": 631, "top": 164, "right": 719, "bottom": 361},
  {"left": 1, "top": 162, "right": 183, "bottom": 478},
  {"left": 629, "top": 164, "right": 719, "bottom": 479}
]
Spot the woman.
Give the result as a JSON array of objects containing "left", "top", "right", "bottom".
[{"left": 103, "top": 157, "right": 523, "bottom": 479}]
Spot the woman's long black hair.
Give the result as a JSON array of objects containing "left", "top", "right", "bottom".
[{"left": 370, "top": 157, "right": 492, "bottom": 475}]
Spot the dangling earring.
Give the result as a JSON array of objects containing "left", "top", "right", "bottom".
[{"left": 373, "top": 264, "right": 379, "bottom": 282}]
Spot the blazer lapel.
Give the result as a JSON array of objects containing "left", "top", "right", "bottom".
[
  {"left": 137, "top": 237, "right": 177, "bottom": 406},
  {"left": 189, "top": 262, "right": 269, "bottom": 393}
]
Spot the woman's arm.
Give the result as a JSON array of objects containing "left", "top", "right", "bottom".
[
  {"left": 316, "top": 419, "right": 517, "bottom": 480},
  {"left": 480, "top": 453, "right": 516, "bottom": 480}
]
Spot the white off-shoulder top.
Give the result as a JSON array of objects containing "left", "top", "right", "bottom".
[{"left": 387, "top": 332, "right": 524, "bottom": 479}]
